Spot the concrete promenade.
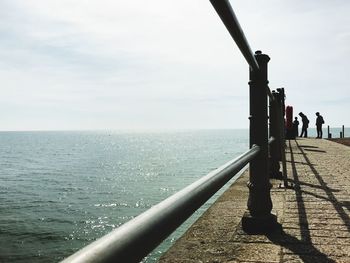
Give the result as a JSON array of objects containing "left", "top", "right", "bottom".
[{"left": 159, "top": 139, "right": 350, "bottom": 263}]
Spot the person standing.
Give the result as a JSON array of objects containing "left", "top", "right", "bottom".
[
  {"left": 293, "top": 117, "right": 299, "bottom": 137},
  {"left": 315, "top": 112, "right": 325, "bottom": 138},
  {"left": 299, "top": 112, "right": 309, "bottom": 138}
]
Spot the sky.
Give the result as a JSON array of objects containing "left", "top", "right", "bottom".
[{"left": 0, "top": 0, "right": 349, "bottom": 131}]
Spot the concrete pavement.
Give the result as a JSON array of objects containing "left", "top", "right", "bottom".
[{"left": 159, "top": 139, "right": 350, "bottom": 263}]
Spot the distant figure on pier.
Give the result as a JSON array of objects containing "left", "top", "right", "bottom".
[
  {"left": 293, "top": 117, "right": 299, "bottom": 137},
  {"left": 315, "top": 112, "right": 325, "bottom": 138},
  {"left": 299, "top": 112, "right": 309, "bottom": 138}
]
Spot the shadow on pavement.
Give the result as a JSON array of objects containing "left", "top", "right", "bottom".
[
  {"left": 295, "top": 140, "right": 350, "bottom": 231},
  {"left": 266, "top": 140, "right": 336, "bottom": 263}
]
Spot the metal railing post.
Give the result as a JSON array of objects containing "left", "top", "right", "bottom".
[
  {"left": 269, "top": 90, "right": 282, "bottom": 179},
  {"left": 276, "top": 88, "right": 288, "bottom": 187},
  {"left": 242, "top": 50, "right": 278, "bottom": 233}
]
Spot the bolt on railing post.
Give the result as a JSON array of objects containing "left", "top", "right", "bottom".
[
  {"left": 242, "top": 50, "right": 279, "bottom": 233},
  {"left": 269, "top": 91, "right": 282, "bottom": 179}
]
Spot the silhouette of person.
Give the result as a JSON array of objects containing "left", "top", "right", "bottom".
[
  {"left": 315, "top": 112, "right": 324, "bottom": 138},
  {"left": 293, "top": 117, "right": 299, "bottom": 137},
  {"left": 299, "top": 112, "right": 309, "bottom": 138}
]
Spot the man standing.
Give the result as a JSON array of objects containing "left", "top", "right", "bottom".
[
  {"left": 293, "top": 117, "right": 299, "bottom": 137},
  {"left": 299, "top": 112, "right": 309, "bottom": 138},
  {"left": 316, "top": 112, "right": 325, "bottom": 138}
]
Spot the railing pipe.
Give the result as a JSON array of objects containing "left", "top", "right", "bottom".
[
  {"left": 210, "top": 0, "right": 259, "bottom": 71},
  {"left": 61, "top": 145, "right": 260, "bottom": 263}
]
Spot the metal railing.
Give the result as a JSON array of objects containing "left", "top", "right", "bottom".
[
  {"left": 62, "top": 146, "right": 260, "bottom": 263},
  {"left": 327, "top": 125, "right": 346, "bottom": 138},
  {"left": 62, "top": 0, "right": 288, "bottom": 262},
  {"left": 209, "top": 0, "right": 287, "bottom": 231},
  {"left": 209, "top": 0, "right": 259, "bottom": 71}
]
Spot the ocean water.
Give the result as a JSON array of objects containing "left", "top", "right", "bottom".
[{"left": 0, "top": 130, "right": 249, "bottom": 262}]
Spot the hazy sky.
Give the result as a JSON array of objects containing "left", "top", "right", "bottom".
[{"left": 1, "top": 0, "right": 349, "bottom": 130}]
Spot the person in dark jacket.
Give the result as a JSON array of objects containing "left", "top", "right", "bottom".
[
  {"left": 299, "top": 112, "right": 309, "bottom": 138},
  {"left": 315, "top": 112, "right": 325, "bottom": 138},
  {"left": 293, "top": 117, "right": 299, "bottom": 137}
]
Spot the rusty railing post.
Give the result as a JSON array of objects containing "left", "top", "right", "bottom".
[{"left": 242, "top": 50, "right": 279, "bottom": 233}]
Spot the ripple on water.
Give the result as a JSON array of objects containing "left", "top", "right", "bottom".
[{"left": 0, "top": 130, "right": 249, "bottom": 262}]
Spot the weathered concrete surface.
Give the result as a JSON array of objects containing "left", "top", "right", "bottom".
[{"left": 159, "top": 139, "right": 350, "bottom": 263}]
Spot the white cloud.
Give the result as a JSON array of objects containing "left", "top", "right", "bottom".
[{"left": 0, "top": 0, "right": 349, "bottom": 130}]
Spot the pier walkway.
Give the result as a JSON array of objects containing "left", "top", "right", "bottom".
[{"left": 159, "top": 139, "right": 350, "bottom": 263}]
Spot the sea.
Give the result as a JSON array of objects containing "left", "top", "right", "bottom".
[{"left": 0, "top": 128, "right": 347, "bottom": 262}]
